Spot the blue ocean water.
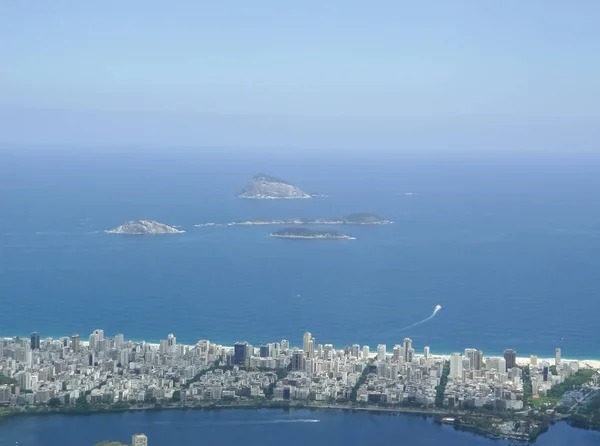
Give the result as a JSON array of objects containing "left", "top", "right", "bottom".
[
  {"left": 1, "top": 148, "right": 600, "bottom": 358},
  {"left": 0, "top": 409, "right": 599, "bottom": 446}
]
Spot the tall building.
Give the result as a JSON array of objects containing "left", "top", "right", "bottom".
[
  {"left": 473, "top": 350, "right": 483, "bottom": 371},
  {"left": 30, "top": 332, "right": 40, "bottom": 350},
  {"left": 281, "top": 340, "right": 289, "bottom": 350},
  {"left": 403, "top": 338, "right": 412, "bottom": 362},
  {"left": 351, "top": 344, "right": 360, "bottom": 358},
  {"left": 503, "top": 349, "right": 516, "bottom": 371},
  {"left": 167, "top": 333, "right": 176, "bottom": 347},
  {"left": 464, "top": 348, "right": 476, "bottom": 369},
  {"left": 159, "top": 339, "right": 169, "bottom": 355},
  {"left": 132, "top": 433, "right": 148, "bottom": 446},
  {"left": 498, "top": 357, "right": 506, "bottom": 374},
  {"left": 530, "top": 355, "right": 538, "bottom": 366},
  {"left": 450, "top": 353, "right": 463, "bottom": 379},
  {"left": 233, "top": 342, "right": 249, "bottom": 366},
  {"left": 392, "top": 345, "right": 401, "bottom": 362},
  {"left": 114, "top": 334, "right": 125, "bottom": 348},
  {"left": 362, "top": 345, "right": 370, "bottom": 359},
  {"left": 377, "top": 344, "right": 386, "bottom": 361},
  {"left": 555, "top": 348, "right": 561, "bottom": 366},
  {"left": 424, "top": 346, "right": 430, "bottom": 360},
  {"left": 303, "top": 332, "right": 313, "bottom": 357},
  {"left": 291, "top": 349, "right": 305, "bottom": 371},
  {"left": 71, "top": 334, "right": 80, "bottom": 353},
  {"left": 260, "top": 344, "right": 270, "bottom": 358}
]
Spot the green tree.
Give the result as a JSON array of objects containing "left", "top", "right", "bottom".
[
  {"left": 0, "top": 374, "right": 17, "bottom": 386},
  {"left": 47, "top": 397, "right": 61, "bottom": 408},
  {"left": 435, "top": 361, "right": 450, "bottom": 408},
  {"left": 172, "top": 390, "right": 181, "bottom": 402}
]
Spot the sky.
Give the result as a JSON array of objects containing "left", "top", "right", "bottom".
[{"left": 1, "top": 1, "right": 599, "bottom": 150}]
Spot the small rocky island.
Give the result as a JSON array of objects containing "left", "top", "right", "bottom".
[
  {"left": 269, "top": 228, "right": 354, "bottom": 240},
  {"left": 105, "top": 220, "right": 185, "bottom": 235},
  {"left": 226, "top": 213, "right": 391, "bottom": 226},
  {"left": 237, "top": 174, "right": 311, "bottom": 199}
]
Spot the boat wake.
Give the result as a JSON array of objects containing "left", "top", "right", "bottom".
[{"left": 398, "top": 305, "right": 442, "bottom": 332}]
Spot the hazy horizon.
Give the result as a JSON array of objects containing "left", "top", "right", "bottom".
[{"left": 2, "top": 1, "right": 599, "bottom": 150}]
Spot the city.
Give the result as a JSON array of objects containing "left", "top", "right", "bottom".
[{"left": 1, "top": 330, "right": 599, "bottom": 442}]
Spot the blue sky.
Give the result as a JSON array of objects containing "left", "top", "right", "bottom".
[{"left": 1, "top": 1, "right": 599, "bottom": 149}]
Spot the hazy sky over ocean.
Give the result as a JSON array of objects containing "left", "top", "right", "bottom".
[{"left": 1, "top": 1, "right": 599, "bottom": 149}]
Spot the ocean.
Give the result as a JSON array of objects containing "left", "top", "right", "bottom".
[
  {"left": 1, "top": 409, "right": 599, "bottom": 446},
  {"left": 1, "top": 147, "right": 600, "bottom": 360}
]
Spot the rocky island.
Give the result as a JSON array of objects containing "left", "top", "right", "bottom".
[
  {"left": 269, "top": 228, "right": 354, "bottom": 239},
  {"left": 236, "top": 174, "right": 312, "bottom": 199},
  {"left": 225, "top": 213, "right": 391, "bottom": 226},
  {"left": 105, "top": 220, "right": 185, "bottom": 235}
]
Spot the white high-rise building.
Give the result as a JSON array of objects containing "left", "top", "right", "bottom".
[
  {"left": 498, "top": 358, "right": 506, "bottom": 375},
  {"left": 93, "top": 329, "right": 104, "bottom": 341},
  {"left": 351, "top": 344, "right": 360, "bottom": 358},
  {"left": 308, "top": 339, "right": 315, "bottom": 358},
  {"left": 168, "top": 333, "right": 176, "bottom": 347},
  {"left": 403, "top": 338, "right": 412, "bottom": 362},
  {"left": 114, "top": 334, "right": 124, "bottom": 348},
  {"left": 377, "top": 344, "right": 386, "bottom": 361},
  {"left": 132, "top": 433, "right": 148, "bottom": 446},
  {"left": 555, "top": 348, "right": 561, "bottom": 366},
  {"left": 424, "top": 346, "right": 430, "bottom": 360},
  {"left": 393, "top": 345, "right": 402, "bottom": 362},
  {"left": 450, "top": 353, "right": 463, "bottom": 379},
  {"left": 464, "top": 348, "right": 476, "bottom": 369},
  {"left": 303, "top": 332, "right": 313, "bottom": 357},
  {"left": 120, "top": 349, "right": 130, "bottom": 366},
  {"left": 362, "top": 345, "right": 370, "bottom": 359},
  {"left": 159, "top": 339, "right": 169, "bottom": 355}
]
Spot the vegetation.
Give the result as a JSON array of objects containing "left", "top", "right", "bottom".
[
  {"left": 435, "top": 361, "right": 450, "bottom": 408},
  {"left": 183, "top": 359, "right": 222, "bottom": 388},
  {"left": 264, "top": 369, "right": 288, "bottom": 398},
  {"left": 271, "top": 228, "right": 346, "bottom": 237},
  {"left": 47, "top": 397, "right": 61, "bottom": 408},
  {"left": 350, "top": 362, "right": 374, "bottom": 402},
  {"left": 548, "top": 369, "right": 595, "bottom": 399},
  {"left": 0, "top": 373, "right": 17, "bottom": 386},
  {"left": 521, "top": 366, "right": 533, "bottom": 406},
  {"left": 251, "top": 173, "right": 290, "bottom": 184},
  {"left": 571, "top": 393, "right": 600, "bottom": 431},
  {"left": 341, "top": 213, "right": 387, "bottom": 223}
]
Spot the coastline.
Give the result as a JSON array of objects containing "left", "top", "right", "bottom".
[
  {"left": 3, "top": 335, "right": 600, "bottom": 366},
  {"left": 0, "top": 400, "right": 585, "bottom": 443}
]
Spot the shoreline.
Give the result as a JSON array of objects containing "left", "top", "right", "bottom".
[
  {"left": 0, "top": 401, "right": 592, "bottom": 442},
  {"left": 3, "top": 335, "right": 600, "bottom": 366}
]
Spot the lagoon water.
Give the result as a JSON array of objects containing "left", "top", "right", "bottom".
[
  {"left": 1, "top": 409, "right": 599, "bottom": 446},
  {"left": 1, "top": 148, "right": 600, "bottom": 358}
]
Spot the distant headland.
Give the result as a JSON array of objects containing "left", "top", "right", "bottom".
[
  {"left": 105, "top": 220, "right": 185, "bottom": 235},
  {"left": 236, "top": 174, "right": 313, "bottom": 199},
  {"left": 227, "top": 213, "right": 391, "bottom": 226},
  {"left": 269, "top": 228, "right": 354, "bottom": 240}
]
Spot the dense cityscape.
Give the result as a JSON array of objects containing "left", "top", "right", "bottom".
[{"left": 1, "top": 330, "right": 599, "bottom": 443}]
